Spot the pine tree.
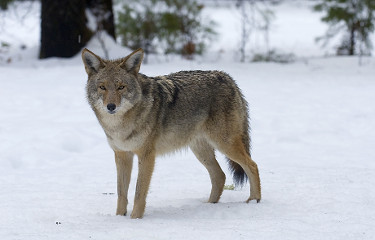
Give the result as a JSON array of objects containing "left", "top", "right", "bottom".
[
  {"left": 116, "top": 0, "right": 216, "bottom": 61},
  {"left": 314, "top": 0, "right": 375, "bottom": 56}
]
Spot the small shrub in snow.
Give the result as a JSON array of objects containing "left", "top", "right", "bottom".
[
  {"left": 224, "top": 184, "right": 235, "bottom": 190},
  {"left": 252, "top": 49, "right": 295, "bottom": 64}
]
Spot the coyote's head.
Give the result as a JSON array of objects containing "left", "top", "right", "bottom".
[{"left": 81, "top": 48, "right": 144, "bottom": 115}]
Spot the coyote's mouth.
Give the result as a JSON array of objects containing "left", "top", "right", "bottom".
[{"left": 107, "top": 110, "right": 116, "bottom": 114}]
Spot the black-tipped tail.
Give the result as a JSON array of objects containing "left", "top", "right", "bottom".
[{"left": 227, "top": 158, "right": 248, "bottom": 187}]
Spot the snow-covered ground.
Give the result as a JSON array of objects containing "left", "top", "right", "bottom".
[{"left": 1, "top": 1, "right": 375, "bottom": 240}]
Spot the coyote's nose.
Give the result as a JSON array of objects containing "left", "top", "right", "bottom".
[{"left": 107, "top": 103, "right": 116, "bottom": 113}]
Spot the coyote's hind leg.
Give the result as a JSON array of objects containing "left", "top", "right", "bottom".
[
  {"left": 218, "top": 137, "right": 261, "bottom": 203},
  {"left": 190, "top": 139, "right": 226, "bottom": 203}
]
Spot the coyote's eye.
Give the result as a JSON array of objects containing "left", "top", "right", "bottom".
[
  {"left": 118, "top": 85, "right": 125, "bottom": 90},
  {"left": 99, "top": 86, "right": 106, "bottom": 90}
]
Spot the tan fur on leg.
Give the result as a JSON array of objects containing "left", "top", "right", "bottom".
[
  {"left": 115, "top": 151, "right": 133, "bottom": 215},
  {"left": 190, "top": 139, "right": 226, "bottom": 203},
  {"left": 131, "top": 149, "right": 156, "bottom": 219}
]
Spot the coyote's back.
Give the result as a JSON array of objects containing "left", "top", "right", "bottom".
[{"left": 82, "top": 48, "right": 261, "bottom": 219}]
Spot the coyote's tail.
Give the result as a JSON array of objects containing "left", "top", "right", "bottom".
[
  {"left": 227, "top": 85, "right": 251, "bottom": 188},
  {"left": 227, "top": 159, "right": 248, "bottom": 187}
]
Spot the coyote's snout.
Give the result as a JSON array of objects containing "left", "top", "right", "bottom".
[
  {"left": 82, "top": 48, "right": 261, "bottom": 219},
  {"left": 106, "top": 103, "right": 116, "bottom": 113}
]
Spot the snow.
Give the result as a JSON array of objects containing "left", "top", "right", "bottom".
[{"left": 1, "top": 1, "right": 375, "bottom": 240}]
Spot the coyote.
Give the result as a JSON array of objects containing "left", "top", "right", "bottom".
[{"left": 81, "top": 48, "right": 261, "bottom": 219}]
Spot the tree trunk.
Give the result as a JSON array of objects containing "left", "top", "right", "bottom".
[
  {"left": 349, "top": 25, "right": 356, "bottom": 56},
  {"left": 0, "top": 0, "right": 13, "bottom": 10},
  {"left": 39, "top": 0, "right": 93, "bottom": 59},
  {"left": 39, "top": 0, "right": 116, "bottom": 59},
  {"left": 86, "top": 0, "right": 116, "bottom": 40}
]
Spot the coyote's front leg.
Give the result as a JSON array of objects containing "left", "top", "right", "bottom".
[
  {"left": 131, "top": 149, "right": 156, "bottom": 219},
  {"left": 115, "top": 151, "right": 134, "bottom": 216}
]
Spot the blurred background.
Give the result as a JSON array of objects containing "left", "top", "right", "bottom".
[{"left": 1, "top": 0, "right": 374, "bottom": 64}]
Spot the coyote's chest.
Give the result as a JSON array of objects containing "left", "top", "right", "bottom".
[{"left": 99, "top": 114, "right": 147, "bottom": 152}]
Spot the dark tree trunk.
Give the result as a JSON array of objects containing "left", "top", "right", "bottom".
[
  {"left": 0, "top": 0, "right": 13, "bottom": 10},
  {"left": 39, "top": 0, "right": 93, "bottom": 59},
  {"left": 86, "top": 0, "right": 116, "bottom": 40},
  {"left": 349, "top": 25, "right": 356, "bottom": 56},
  {"left": 39, "top": 0, "right": 115, "bottom": 59}
]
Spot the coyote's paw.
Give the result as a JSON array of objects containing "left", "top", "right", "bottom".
[
  {"left": 246, "top": 197, "right": 261, "bottom": 203},
  {"left": 130, "top": 211, "right": 144, "bottom": 219},
  {"left": 116, "top": 198, "right": 128, "bottom": 216},
  {"left": 116, "top": 209, "right": 127, "bottom": 216}
]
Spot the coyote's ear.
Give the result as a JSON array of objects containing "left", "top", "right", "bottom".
[
  {"left": 120, "top": 48, "right": 144, "bottom": 74},
  {"left": 81, "top": 48, "right": 105, "bottom": 75}
]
